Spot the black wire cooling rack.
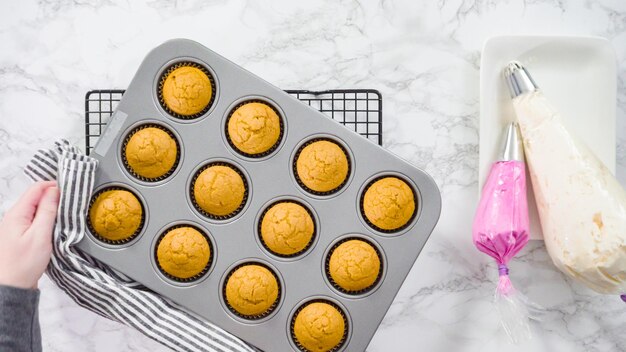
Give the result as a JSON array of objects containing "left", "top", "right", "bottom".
[{"left": 84, "top": 89, "right": 383, "bottom": 155}]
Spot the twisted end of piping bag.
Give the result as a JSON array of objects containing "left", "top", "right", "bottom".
[
  {"left": 497, "top": 264, "right": 513, "bottom": 296},
  {"left": 493, "top": 263, "right": 534, "bottom": 344}
]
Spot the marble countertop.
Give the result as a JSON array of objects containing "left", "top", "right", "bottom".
[{"left": 1, "top": 0, "right": 625, "bottom": 351}]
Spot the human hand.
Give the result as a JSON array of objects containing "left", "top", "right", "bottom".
[{"left": 0, "top": 181, "right": 59, "bottom": 289}]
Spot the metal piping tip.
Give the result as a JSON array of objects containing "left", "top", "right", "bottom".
[
  {"left": 500, "top": 122, "right": 524, "bottom": 162},
  {"left": 503, "top": 61, "right": 538, "bottom": 98}
]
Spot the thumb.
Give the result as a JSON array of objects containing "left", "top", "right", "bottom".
[
  {"left": 2, "top": 181, "right": 56, "bottom": 235},
  {"left": 28, "top": 186, "right": 60, "bottom": 243}
]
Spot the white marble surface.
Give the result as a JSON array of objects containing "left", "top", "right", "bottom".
[{"left": 0, "top": 0, "right": 625, "bottom": 351}]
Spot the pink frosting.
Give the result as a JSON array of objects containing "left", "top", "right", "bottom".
[{"left": 473, "top": 160, "right": 529, "bottom": 293}]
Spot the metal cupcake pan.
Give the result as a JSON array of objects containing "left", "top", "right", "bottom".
[{"left": 78, "top": 39, "right": 441, "bottom": 352}]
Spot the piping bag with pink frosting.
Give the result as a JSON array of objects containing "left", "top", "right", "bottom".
[{"left": 472, "top": 121, "right": 532, "bottom": 343}]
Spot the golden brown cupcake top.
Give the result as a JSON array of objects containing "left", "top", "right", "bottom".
[
  {"left": 89, "top": 190, "right": 142, "bottom": 242},
  {"left": 260, "top": 202, "right": 314, "bottom": 256},
  {"left": 225, "top": 264, "right": 279, "bottom": 318},
  {"left": 228, "top": 102, "right": 282, "bottom": 156},
  {"left": 328, "top": 239, "right": 380, "bottom": 292},
  {"left": 296, "top": 140, "right": 349, "bottom": 193},
  {"left": 193, "top": 165, "right": 246, "bottom": 217},
  {"left": 156, "top": 226, "right": 210, "bottom": 280},
  {"left": 293, "top": 302, "right": 345, "bottom": 352},
  {"left": 362, "top": 177, "right": 415, "bottom": 231},
  {"left": 124, "top": 127, "right": 178, "bottom": 179},
  {"left": 161, "top": 65, "right": 212, "bottom": 117}
]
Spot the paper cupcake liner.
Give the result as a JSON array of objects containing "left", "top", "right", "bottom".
[
  {"left": 257, "top": 200, "right": 316, "bottom": 258},
  {"left": 224, "top": 100, "right": 285, "bottom": 158},
  {"left": 324, "top": 237, "right": 384, "bottom": 295},
  {"left": 154, "top": 224, "right": 214, "bottom": 283},
  {"left": 292, "top": 138, "right": 352, "bottom": 196},
  {"left": 86, "top": 186, "right": 146, "bottom": 245},
  {"left": 359, "top": 175, "right": 418, "bottom": 234},
  {"left": 157, "top": 61, "right": 216, "bottom": 120},
  {"left": 222, "top": 262, "right": 281, "bottom": 320},
  {"left": 189, "top": 162, "right": 249, "bottom": 220},
  {"left": 290, "top": 299, "right": 349, "bottom": 352},
  {"left": 121, "top": 123, "right": 181, "bottom": 182}
]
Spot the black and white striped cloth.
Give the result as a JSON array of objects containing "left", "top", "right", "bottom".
[{"left": 24, "top": 140, "right": 255, "bottom": 352}]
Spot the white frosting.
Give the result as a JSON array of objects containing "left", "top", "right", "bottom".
[{"left": 513, "top": 91, "right": 626, "bottom": 294}]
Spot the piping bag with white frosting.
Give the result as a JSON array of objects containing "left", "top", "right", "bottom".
[
  {"left": 504, "top": 61, "right": 626, "bottom": 300},
  {"left": 472, "top": 121, "right": 532, "bottom": 343}
]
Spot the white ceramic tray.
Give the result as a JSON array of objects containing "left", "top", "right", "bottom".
[{"left": 480, "top": 35, "right": 616, "bottom": 240}]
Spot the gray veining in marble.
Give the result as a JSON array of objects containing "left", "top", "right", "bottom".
[{"left": 0, "top": 0, "right": 625, "bottom": 351}]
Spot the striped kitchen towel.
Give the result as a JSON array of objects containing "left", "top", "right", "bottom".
[{"left": 24, "top": 139, "right": 255, "bottom": 352}]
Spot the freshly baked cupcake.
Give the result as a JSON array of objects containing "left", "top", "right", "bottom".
[
  {"left": 227, "top": 102, "right": 282, "bottom": 156},
  {"left": 88, "top": 189, "right": 143, "bottom": 242},
  {"left": 362, "top": 177, "right": 416, "bottom": 231},
  {"left": 260, "top": 201, "right": 314, "bottom": 256},
  {"left": 124, "top": 126, "right": 178, "bottom": 180},
  {"left": 295, "top": 140, "right": 349, "bottom": 194},
  {"left": 292, "top": 301, "right": 346, "bottom": 352},
  {"left": 160, "top": 64, "right": 213, "bottom": 117},
  {"left": 156, "top": 226, "right": 211, "bottom": 280},
  {"left": 328, "top": 239, "right": 380, "bottom": 293},
  {"left": 224, "top": 264, "right": 279, "bottom": 318},
  {"left": 193, "top": 164, "right": 246, "bottom": 218}
]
